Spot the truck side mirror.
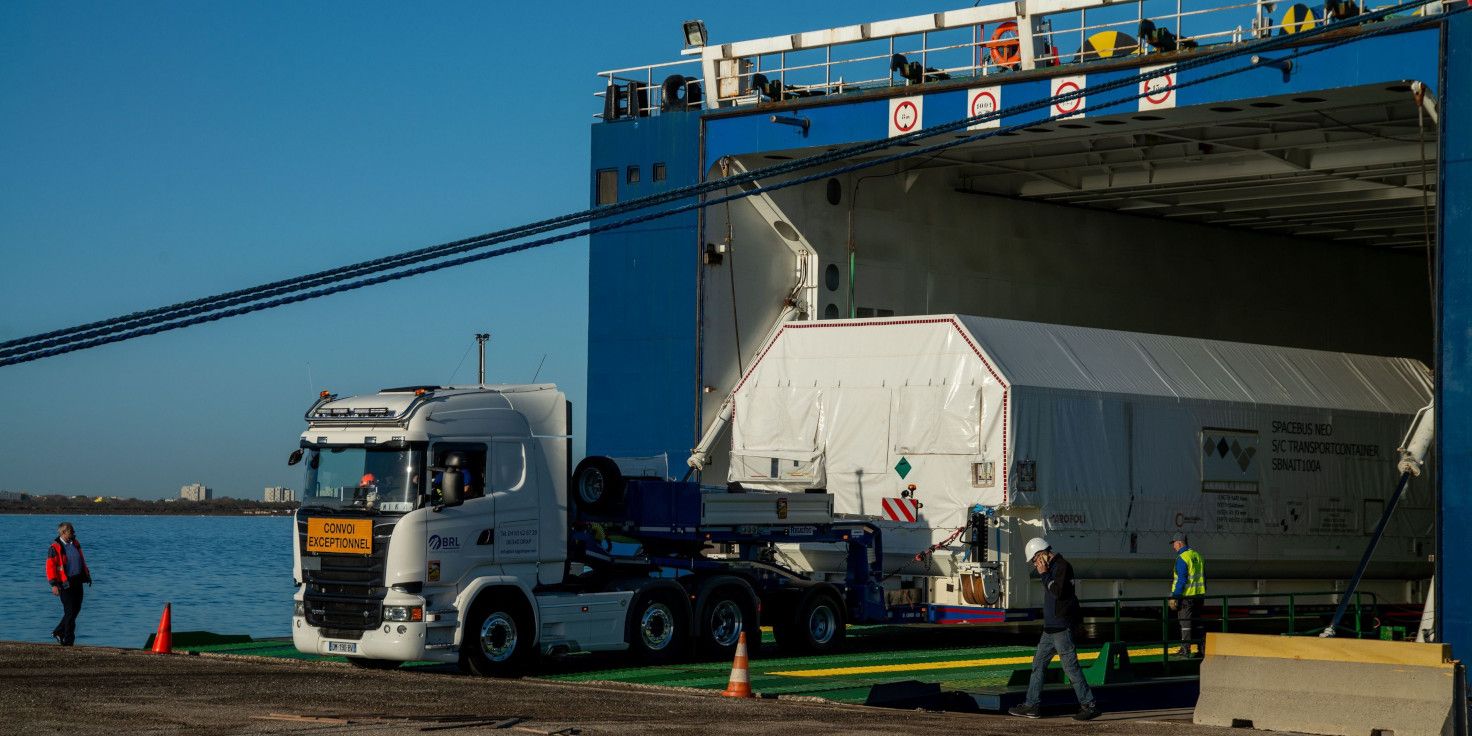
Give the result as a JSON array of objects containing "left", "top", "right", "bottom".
[
  {"left": 287, "top": 449, "right": 304, "bottom": 466},
  {"left": 439, "top": 468, "right": 464, "bottom": 508}
]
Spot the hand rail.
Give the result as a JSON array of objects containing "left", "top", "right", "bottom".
[
  {"left": 1078, "top": 589, "right": 1384, "bottom": 669},
  {"left": 593, "top": 0, "right": 1457, "bottom": 118}
]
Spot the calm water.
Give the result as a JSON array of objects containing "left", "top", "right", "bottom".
[{"left": 0, "top": 514, "right": 295, "bottom": 648}]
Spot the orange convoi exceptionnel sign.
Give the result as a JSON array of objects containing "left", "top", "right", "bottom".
[{"left": 306, "top": 517, "right": 373, "bottom": 555}]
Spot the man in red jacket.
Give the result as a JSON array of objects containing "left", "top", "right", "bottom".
[{"left": 45, "top": 521, "right": 92, "bottom": 646}]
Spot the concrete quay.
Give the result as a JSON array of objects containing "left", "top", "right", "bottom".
[{"left": 0, "top": 641, "right": 1238, "bottom": 735}]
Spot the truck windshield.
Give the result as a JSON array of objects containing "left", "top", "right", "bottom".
[{"left": 302, "top": 446, "right": 423, "bottom": 514}]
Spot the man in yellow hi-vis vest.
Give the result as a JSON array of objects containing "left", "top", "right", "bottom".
[{"left": 1168, "top": 532, "right": 1206, "bottom": 657}]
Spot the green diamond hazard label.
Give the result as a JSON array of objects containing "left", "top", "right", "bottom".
[{"left": 894, "top": 457, "right": 912, "bottom": 479}]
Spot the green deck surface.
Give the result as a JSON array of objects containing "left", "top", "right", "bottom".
[{"left": 181, "top": 626, "right": 1195, "bottom": 706}]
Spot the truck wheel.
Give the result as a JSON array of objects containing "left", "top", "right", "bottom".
[
  {"left": 461, "top": 594, "right": 534, "bottom": 677},
  {"left": 628, "top": 589, "right": 689, "bottom": 664},
  {"left": 572, "top": 456, "right": 625, "bottom": 514},
  {"left": 347, "top": 658, "right": 402, "bottom": 670},
  {"left": 696, "top": 584, "right": 758, "bottom": 660},
  {"left": 773, "top": 589, "right": 846, "bottom": 655}
]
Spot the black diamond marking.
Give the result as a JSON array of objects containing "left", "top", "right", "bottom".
[{"left": 1217, "top": 438, "right": 1230, "bottom": 458}]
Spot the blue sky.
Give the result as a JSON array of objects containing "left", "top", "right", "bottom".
[{"left": 0, "top": 1, "right": 972, "bottom": 499}]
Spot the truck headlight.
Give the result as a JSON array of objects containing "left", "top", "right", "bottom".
[
  {"left": 383, "top": 605, "right": 423, "bottom": 623},
  {"left": 294, "top": 600, "right": 305, "bottom": 617}
]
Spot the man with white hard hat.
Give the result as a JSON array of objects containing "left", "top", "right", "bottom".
[{"left": 1008, "top": 537, "right": 1099, "bottom": 721}]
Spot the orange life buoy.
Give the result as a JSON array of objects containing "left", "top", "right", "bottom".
[{"left": 985, "top": 21, "right": 1023, "bottom": 69}]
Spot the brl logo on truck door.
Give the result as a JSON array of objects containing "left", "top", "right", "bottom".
[{"left": 428, "top": 534, "right": 460, "bottom": 551}]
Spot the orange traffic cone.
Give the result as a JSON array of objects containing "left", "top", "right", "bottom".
[
  {"left": 150, "top": 603, "right": 173, "bottom": 654},
  {"left": 720, "top": 631, "right": 753, "bottom": 698}
]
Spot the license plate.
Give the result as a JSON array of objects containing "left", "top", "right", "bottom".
[{"left": 326, "top": 641, "right": 358, "bottom": 654}]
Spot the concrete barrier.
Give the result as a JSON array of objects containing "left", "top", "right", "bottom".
[{"left": 1194, "top": 632, "right": 1463, "bottom": 736}]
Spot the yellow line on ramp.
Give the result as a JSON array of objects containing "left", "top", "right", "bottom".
[{"left": 769, "top": 646, "right": 1169, "bottom": 677}]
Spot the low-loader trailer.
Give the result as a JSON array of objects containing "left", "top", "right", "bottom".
[{"left": 290, "top": 316, "right": 1433, "bottom": 673}]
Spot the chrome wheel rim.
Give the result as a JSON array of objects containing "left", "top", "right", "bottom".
[
  {"left": 480, "top": 612, "right": 517, "bottom": 662},
  {"left": 708, "top": 599, "right": 743, "bottom": 648},
  {"left": 578, "top": 470, "right": 604, "bottom": 505},
  {"left": 808, "top": 603, "right": 836, "bottom": 645},
  {"left": 640, "top": 603, "right": 675, "bottom": 651}
]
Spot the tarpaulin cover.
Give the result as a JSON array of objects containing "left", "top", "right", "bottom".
[
  {"left": 730, "top": 317, "right": 1008, "bottom": 527},
  {"left": 728, "top": 315, "right": 1433, "bottom": 582}
]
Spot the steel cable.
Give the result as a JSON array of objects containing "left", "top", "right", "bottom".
[
  {"left": 3, "top": 0, "right": 1441, "bottom": 359},
  {"left": 0, "top": 0, "right": 1437, "bottom": 359},
  {"left": 0, "top": 0, "right": 1453, "bottom": 367}
]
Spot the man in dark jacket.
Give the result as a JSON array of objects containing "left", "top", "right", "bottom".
[
  {"left": 45, "top": 521, "right": 92, "bottom": 646},
  {"left": 1008, "top": 537, "right": 1099, "bottom": 720}
]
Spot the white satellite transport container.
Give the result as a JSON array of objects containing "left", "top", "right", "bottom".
[{"left": 726, "top": 315, "right": 1433, "bottom": 610}]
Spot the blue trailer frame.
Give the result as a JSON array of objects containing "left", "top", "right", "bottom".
[{"left": 568, "top": 479, "right": 1009, "bottom": 627}]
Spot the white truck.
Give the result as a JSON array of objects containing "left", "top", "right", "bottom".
[
  {"left": 290, "top": 383, "right": 858, "bottom": 675},
  {"left": 290, "top": 315, "right": 1433, "bottom": 673}
]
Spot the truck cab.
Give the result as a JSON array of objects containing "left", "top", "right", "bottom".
[{"left": 292, "top": 384, "right": 591, "bottom": 673}]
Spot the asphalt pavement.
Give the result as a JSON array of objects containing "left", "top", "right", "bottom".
[{"left": 1, "top": 642, "right": 1241, "bottom": 735}]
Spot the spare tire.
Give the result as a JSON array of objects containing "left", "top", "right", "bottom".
[{"left": 572, "top": 456, "right": 626, "bottom": 514}]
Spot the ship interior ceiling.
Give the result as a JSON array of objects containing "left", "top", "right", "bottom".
[
  {"left": 749, "top": 84, "right": 1436, "bottom": 250},
  {"left": 719, "top": 81, "right": 1438, "bottom": 363}
]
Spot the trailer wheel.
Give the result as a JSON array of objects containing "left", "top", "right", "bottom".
[
  {"left": 695, "top": 583, "right": 759, "bottom": 659},
  {"left": 461, "top": 592, "right": 535, "bottom": 677},
  {"left": 628, "top": 588, "right": 690, "bottom": 664},
  {"left": 774, "top": 588, "right": 846, "bottom": 655},
  {"left": 572, "top": 456, "right": 626, "bottom": 514},
  {"left": 347, "top": 657, "right": 402, "bottom": 670}
]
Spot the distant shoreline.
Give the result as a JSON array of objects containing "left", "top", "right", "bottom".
[
  {"left": 0, "top": 509, "right": 294, "bottom": 516},
  {"left": 0, "top": 499, "right": 298, "bottom": 517}
]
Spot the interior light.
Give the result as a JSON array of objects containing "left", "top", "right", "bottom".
[{"left": 682, "top": 20, "right": 708, "bottom": 47}]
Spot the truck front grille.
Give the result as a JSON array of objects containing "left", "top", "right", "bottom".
[{"left": 298, "top": 515, "right": 396, "bottom": 631}]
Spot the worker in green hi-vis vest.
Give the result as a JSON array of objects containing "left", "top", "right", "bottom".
[{"left": 1168, "top": 532, "right": 1207, "bottom": 657}]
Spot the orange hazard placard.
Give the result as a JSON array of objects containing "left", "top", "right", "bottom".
[{"left": 307, "top": 517, "right": 373, "bottom": 555}]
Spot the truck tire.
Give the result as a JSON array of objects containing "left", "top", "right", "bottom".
[
  {"left": 773, "top": 588, "right": 846, "bottom": 655},
  {"left": 694, "top": 579, "right": 759, "bottom": 660},
  {"left": 572, "top": 456, "right": 626, "bottom": 514},
  {"left": 347, "top": 657, "right": 402, "bottom": 670},
  {"left": 461, "top": 591, "right": 535, "bottom": 677},
  {"left": 627, "top": 588, "right": 690, "bottom": 664}
]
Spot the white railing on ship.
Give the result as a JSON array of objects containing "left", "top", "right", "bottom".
[
  {"left": 594, "top": 59, "right": 701, "bottom": 119},
  {"left": 593, "top": 0, "right": 1450, "bottom": 118}
]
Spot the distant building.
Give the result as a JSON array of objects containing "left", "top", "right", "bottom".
[
  {"left": 263, "top": 486, "right": 295, "bottom": 503},
  {"left": 180, "top": 482, "right": 212, "bottom": 501}
]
